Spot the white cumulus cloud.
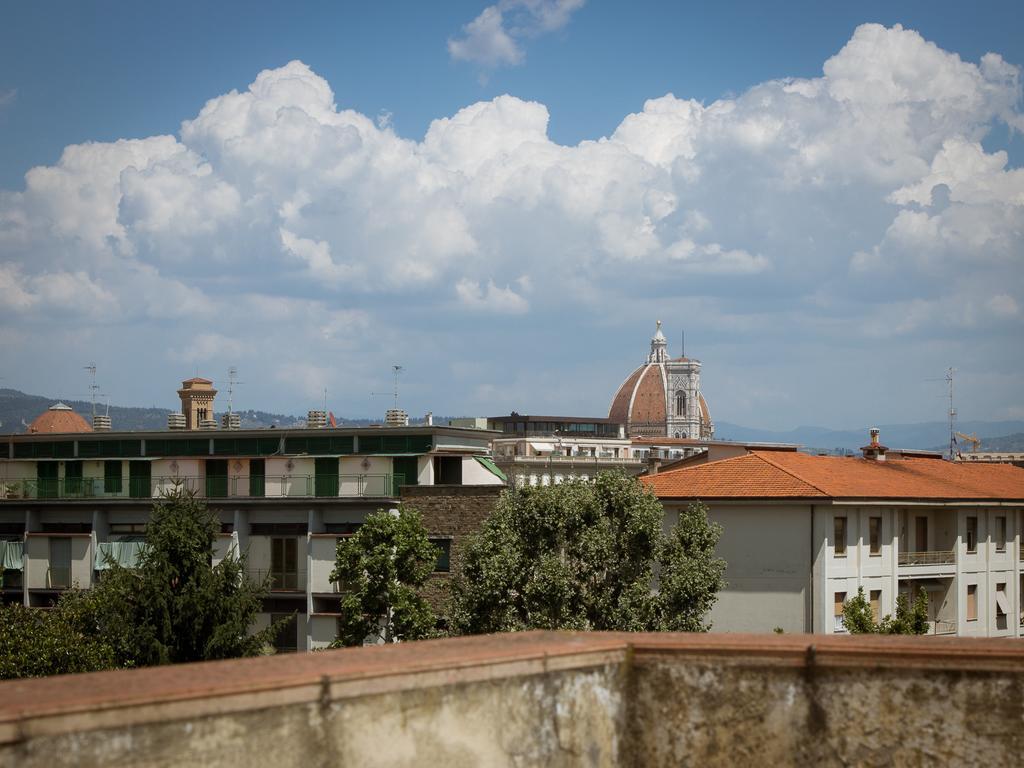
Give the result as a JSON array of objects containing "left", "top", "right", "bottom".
[
  {"left": 448, "top": 1, "right": 585, "bottom": 68},
  {"left": 0, "top": 23, "right": 1021, "bottom": 422}
]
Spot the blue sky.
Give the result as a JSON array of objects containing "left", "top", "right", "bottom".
[{"left": 1, "top": 1, "right": 1022, "bottom": 429}]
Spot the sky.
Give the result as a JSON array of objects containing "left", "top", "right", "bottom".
[{"left": 0, "top": 0, "right": 1022, "bottom": 430}]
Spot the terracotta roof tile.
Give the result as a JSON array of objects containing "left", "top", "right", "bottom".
[
  {"left": 631, "top": 365, "right": 666, "bottom": 425},
  {"left": 643, "top": 450, "right": 1024, "bottom": 501},
  {"left": 26, "top": 409, "right": 93, "bottom": 434},
  {"left": 608, "top": 365, "right": 644, "bottom": 423}
]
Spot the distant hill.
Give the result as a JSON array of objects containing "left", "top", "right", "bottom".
[
  {"left": 0, "top": 389, "right": 375, "bottom": 433},
  {"left": 714, "top": 419, "right": 1024, "bottom": 453}
]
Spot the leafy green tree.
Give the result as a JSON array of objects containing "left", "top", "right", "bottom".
[
  {"left": 841, "top": 586, "right": 929, "bottom": 635},
  {"left": 330, "top": 507, "right": 439, "bottom": 647},
  {"left": 448, "top": 471, "right": 726, "bottom": 635},
  {"left": 0, "top": 599, "right": 117, "bottom": 679},
  {"left": 85, "top": 488, "right": 278, "bottom": 665}
]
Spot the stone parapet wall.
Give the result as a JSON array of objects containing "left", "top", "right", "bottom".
[{"left": 1, "top": 632, "right": 1022, "bottom": 767}]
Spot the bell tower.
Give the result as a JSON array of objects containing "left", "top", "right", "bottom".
[{"left": 177, "top": 377, "right": 217, "bottom": 429}]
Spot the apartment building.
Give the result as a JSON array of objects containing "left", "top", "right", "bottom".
[
  {"left": 0, "top": 420, "right": 504, "bottom": 651},
  {"left": 643, "top": 431, "right": 1024, "bottom": 637}
]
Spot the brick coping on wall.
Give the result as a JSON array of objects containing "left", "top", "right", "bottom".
[{"left": 1, "top": 631, "right": 1022, "bottom": 744}]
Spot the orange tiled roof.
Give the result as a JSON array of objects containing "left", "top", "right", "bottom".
[
  {"left": 642, "top": 450, "right": 1024, "bottom": 501},
  {"left": 26, "top": 408, "right": 92, "bottom": 435}
]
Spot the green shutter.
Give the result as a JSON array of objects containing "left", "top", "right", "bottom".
[
  {"left": 393, "top": 457, "right": 419, "bottom": 486},
  {"left": 314, "top": 457, "right": 338, "bottom": 497}
]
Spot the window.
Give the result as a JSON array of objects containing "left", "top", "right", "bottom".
[
  {"left": 996, "top": 582, "right": 1009, "bottom": 630},
  {"left": 64, "top": 460, "right": 83, "bottom": 495},
  {"left": 675, "top": 391, "right": 687, "bottom": 416},
  {"left": 870, "top": 590, "right": 881, "bottom": 622},
  {"left": 270, "top": 613, "right": 297, "bottom": 653},
  {"left": 869, "top": 517, "right": 882, "bottom": 555},
  {"left": 915, "top": 516, "right": 928, "bottom": 552},
  {"left": 434, "top": 456, "right": 463, "bottom": 485},
  {"left": 834, "top": 517, "right": 847, "bottom": 556},
  {"left": 249, "top": 458, "right": 265, "bottom": 498},
  {"left": 966, "top": 584, "right": 978, "bottom": 621},
  {"left": 834, "top": 591, "right": 847, "bottom": 632},
  {"left": 966, "top": 516, "right": 978, "bottom": 553},
  {"left": 429, "top": 538, "right": 451, "bottom": 573},
  {"left": 270, "top": 538, "right": 299, "bottom": 590},
  {"left": 48, "top": 537, "right": 71, "bottom": 589},
  {"left": 103, "top": 460, "right": 122, "bottom": 495},
  {"left": 995, "top": 516, "right": 1006, "bottom": 552}
]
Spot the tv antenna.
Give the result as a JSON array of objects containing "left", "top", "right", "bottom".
[
  {"left": 84, "top": 362, "right": 99, "bottom": 419},
  {"left": 226, "top": 366, "right": 244, "bottom": 415},
  {"left": 371, "top": 365, "right": 403, "bottom": 410},
  {"left": 946, "top": 367, "right": 957, "bottom": 459}
]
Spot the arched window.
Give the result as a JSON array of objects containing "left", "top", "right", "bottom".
[{"left": 675, "top": 391, "right": 687, "bottom": 416}]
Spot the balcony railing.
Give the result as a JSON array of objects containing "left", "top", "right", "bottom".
[
  {"left": 46, "top": 566, "right": 71, "bottom": 589},
  {"left": 247, "top": 569, "right": 307, "bottom": 592},
  {"left": 898, "top": 550, "right": 955, "bottom": 566},
  {"left": 0, "top": 474, "right": 405, "bottom": 501},
  {"left": 508, "top": 456, "right": 643, "bottom": 465},
  {"left": 928, "top": 620, "right": 957, "bottom": 636}
]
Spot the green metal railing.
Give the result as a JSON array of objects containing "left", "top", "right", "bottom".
[{"left": 1, "top": 474, "right": 405, "bottom": 500}]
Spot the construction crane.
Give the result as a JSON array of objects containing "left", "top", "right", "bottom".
[{"left": 955, "top": 432, "right": 981, "bottom": 453}]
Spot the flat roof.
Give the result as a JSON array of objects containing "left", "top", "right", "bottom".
[
  {"left": 488, "top": 414, "right": 620, "bottom": 424},
  {"left": 0, "top": 425, "right": 503, "bottom": 441}
]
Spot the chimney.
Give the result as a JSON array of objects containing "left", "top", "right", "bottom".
[
  {"left": 647, "top": 448, "right": 662, "bottom": 476},
  {"left": 860, "top": 427, "right": 888, "bottom": 461},
  {"left": 221, "top": 412, "right": 241, "bottom": 430},
  {"left": 167, "top": 413, "right": 186, "bottom": 430},
  {"left": 425, "top": 411, "right": 433, "bottom": 426},
  {"left": 92, "top": 414, "right": 112, "bottom": 431},
  {"left": 385, "top": 409, "right": 409, "bottom": 427}
]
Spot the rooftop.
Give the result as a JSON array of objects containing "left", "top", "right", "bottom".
[{"left": 643, "top": 449, "right": 1024, "bottom": 501}]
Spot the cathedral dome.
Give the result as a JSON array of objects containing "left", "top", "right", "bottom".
[
  {"left": 26, "top": 403, "right": 93, "bottom": 434},
  {"left": 609, "top": 322, "right": 713, "bottom": 439}
]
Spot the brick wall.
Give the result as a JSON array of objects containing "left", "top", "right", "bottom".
[{"left": 399, "top": 484, "right": 502, "bottom": 612}]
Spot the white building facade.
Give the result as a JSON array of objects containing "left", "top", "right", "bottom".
[{"left": 647, "top": 443, "right": 1024, "bottom": 637}]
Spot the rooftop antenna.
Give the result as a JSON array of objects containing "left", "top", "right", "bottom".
[
  {"left": 226, "top": 366, "right": 244, "bottom": 416},
  {"left": 946, "top": 367, "right": 957, "bottom": 460},
  {"left": 371, "top": 365, "right": 403, "bottom": 410},
  {"left": 84, "top": 362, "right": 99, "bottom": 420},
  {"left": 681, "top": 330, "right": 685, "bottom": 358}
]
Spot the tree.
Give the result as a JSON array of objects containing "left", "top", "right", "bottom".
[
  {"left": 330, "top": 507, "right": 439, "bottom": 647},
  {"left": 83, "top": 487, "right": 278, "bottom": 665},
  {"left": 0, "top": 599, "right": 117, "bottom": 679},
  {"left": 448, "top": 471, "right": 726, "bottom": 635},
  {"left": 841, "top": 586, "right": 929, "bottom": 635}
]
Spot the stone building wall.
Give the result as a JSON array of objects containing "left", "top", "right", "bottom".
[{"left": 400, "top": 484, "right": 503, "bottom": 611}]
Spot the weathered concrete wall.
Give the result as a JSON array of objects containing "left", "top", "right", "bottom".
[{"left": 1, "top": 632, "right": 1022, "bottom": 768}]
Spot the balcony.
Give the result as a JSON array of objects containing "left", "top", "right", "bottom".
[
  {"left": 0, "top": 474, "right": 405, "bottom": 501},
  {"left": 247, "top": 569, "right": 307, "bottom": 592},
  {"left": 898, "top": 550, "right": 955, "bottom": 566},
  {"left": 508, "top": 456, "right": 643, "bottom": 466},
  {"left": 927, "top": 620, "right": 957, "bottom": 636}
]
